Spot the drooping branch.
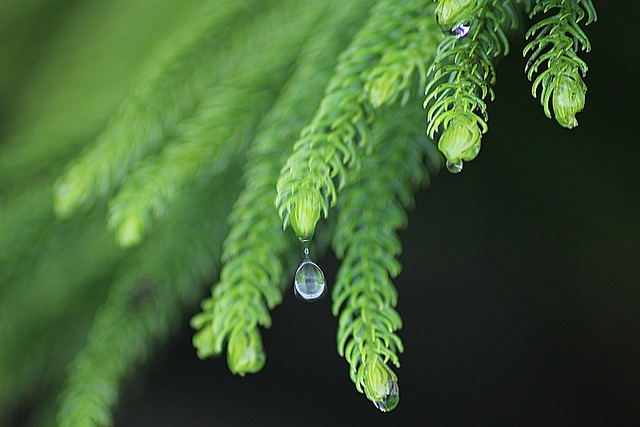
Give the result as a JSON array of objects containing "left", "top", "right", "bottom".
[
  {"left": 191, "top": 0, "right": 376, "bottom": 376},
  {"left": 425, "top": 0, "right": 520, "bottom": 172},
  {"left": 332, "top": 105, "right": 441, "bottom": 410},
  {"left": 276, "top": 0, "right": 441, "bottom": 241},
  {"left": 524, "top": 0, "right": 597, "bottom": 128}
]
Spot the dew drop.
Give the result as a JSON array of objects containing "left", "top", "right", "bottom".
[
  {"left": 451, "top": 23, "right": 471, "bottom": 39},
  {"left": 446, "top": 159, "right": 463, "bottom": 174},
  {"left": 372, "top": 379, "right": 400, "bottom": 412},
  {"left": 299, "top": 236, "right": 312, "bottom": 244},
  {"left": 294, "top": 258, "right": 326, "bottom": 302}
]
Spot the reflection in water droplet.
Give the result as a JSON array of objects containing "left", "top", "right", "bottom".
[
  {"left": 294, "top": 259, "right": 326, "bottom": 302},
  {"left": 372, "top": 379, "right": 400, "bottom": 412},
  {"left": 446, "top": 159, "right": 463, "bottom": 174},
  {"left": 452, "top": 23, "right": 471, "bottom": 39}
]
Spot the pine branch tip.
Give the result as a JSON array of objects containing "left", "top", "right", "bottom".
[
  {"left": 361, "top": 359, "right": 400, "bottom": 412},
  {"left": 227, "top": 327, "right": 266, "bottom": 376},
  {"left": 523, "top": 0, "right": 595, "bottom": 128}
]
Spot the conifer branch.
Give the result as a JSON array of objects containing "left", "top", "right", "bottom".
[
  {"left": 56, "top": 175, "right": 240, "bottom": 427},
  {"left": 524, "top": 0, "right": 596, "bottom": 128},
  {"left": 425, "top": 0, "right": 519, "bottom": 172},
  {"left": 434, "top": 0, "right": 488, "bottom": 36},
  {"left": 105, "top": 0, "right": 326, "bottom": 247},
  {"left": 332, "top": 105, "right": 439, "bottom": 411},
  {"left": 191, "top": 0, "right": 376, "bottom": 376},
  {"left": 0, "top": 0, "right": 605, "bottom": 420},
  {"left": 0, "top": 213, "right": 122, "bottom": 422},
  {"left": 52, "top": 0, "right": 266, "bottom": 218},
  {"left": 363, "top": 2, "right": 442, "bottom": 106},
  {"left": 276, "top": 0, "right": 441, "bottom": 241},
  {"left": 0, "top": 0, "right": 220, "bottom": 194}
]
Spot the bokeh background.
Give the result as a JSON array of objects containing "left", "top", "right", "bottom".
[{"left": 2, "top": 1, "right": 639, "bottom": 426}]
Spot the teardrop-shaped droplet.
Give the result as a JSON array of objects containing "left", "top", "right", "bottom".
[
  {"left": 294, "top": 259, "right": 326, "bottom": 302},
  {"left": 372, "top": 378, "right": 400, "bottom": 412},
  {"left": 451, "top": 23, "right": 470, "bottom": 39},
  {"left": 446, "top": 159, "right": 463, "bottom": 174}
]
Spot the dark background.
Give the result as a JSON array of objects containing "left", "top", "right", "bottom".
[{"left": 114, "top": 2, "right": 640, "bottom": 426}]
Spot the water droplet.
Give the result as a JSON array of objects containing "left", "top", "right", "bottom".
[
  {"left": 446, "top": 159, "right": 463, "bottom": 174},
  {"left": 372, "top": 379, "right": 399, "bottom": 412},
  {"left": 451, "top": 23, "right": 471, "bottom": 39},
  {"left": 299, "top": 236, "right": 312, "bottom": 244},
  {"left": 294, "top": 259, "right": 326, "bottom": 302}
]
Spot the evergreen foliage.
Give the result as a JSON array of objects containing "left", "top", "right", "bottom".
[
  {"left": 191, "top": 0, "right": 377, "bottom": 375},
  {"left": 0, "top": 212, "right": 122, "bottom": 425},
  {"left": 276, "top": 0, "right": 441, "bottom": 241},
  {"left": 524, "top": 0, "right": 597, "bottom": 128},
  {"left": 0, "top": 0, "right": 598, "bottom": 424},
  {"left": 332, "top": 106, "right": 441, "bottom": 410},
  {"left": 434, "top": 0, "right": 489, "bottom": 35},
  {"left": 103, "top": 0, "right": 325, "bottom": 247},
  {"left": 425, "top": 0, "right": 521, "bottom": 172},
  {"left": 57, "top": 176, "right": 240, "bottom": 426},
  {"left": 52, "top": 0, "right": 266, "bottom": 219}
]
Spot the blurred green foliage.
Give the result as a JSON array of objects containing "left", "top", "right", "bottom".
[{"left": 0, "top": 0, "right": 605, "bottom": 425}]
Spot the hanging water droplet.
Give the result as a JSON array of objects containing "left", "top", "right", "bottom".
[
  {"left": 446, "top": 159, "right": 463, "bottom": 174},
  {"left": 451, "top": 22, "right": 471, "bottom": 39},
  {"left": 294, "top": 258, "right": 326, "bottom": 302},
  {"left": 299, "top": 236, "right": 312, "bottom": 244},
  {"left": 372, "top": 378, "right": 400, "bottom": 412}
]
